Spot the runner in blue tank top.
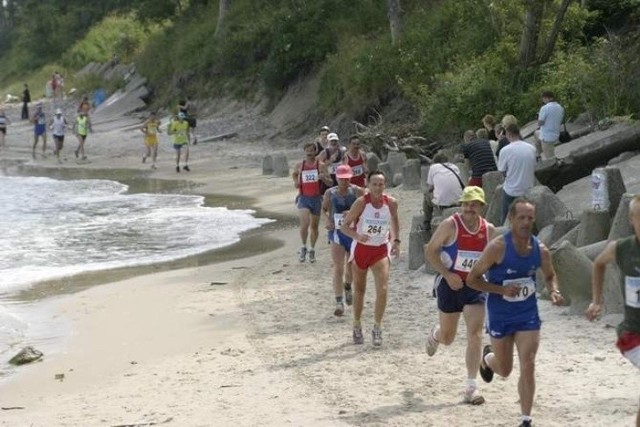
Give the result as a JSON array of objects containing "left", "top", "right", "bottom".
[
  {"left": 467, "top": 197, "right": 564, "bottom": 427},
  {"left": 322, "top": 164, "right": 365, "bottom": 317}
]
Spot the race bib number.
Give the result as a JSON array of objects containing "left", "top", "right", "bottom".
[
  {"left": 301, "top": 169, "right": 319, "bottom": 183},
  {"left": 362, "top": 217, "right": 390, "bottom": 244},
  {"left": 329, "top": 162, "right": 341, "bottom": 175},
  {"left": 625, "top": 276, "right": 640, "bottom": 308},
  {"left": 333, "top": 213, "right": 344, "bottom": 228},
  {"left": 352, "top": 165, "right": 364, "bottom": 176},
  {"left": 453, "top": 250, "right": 481, "bottom": 272},
  {"left": 502, "top": 277, "right": 536, "bottom": 302}
]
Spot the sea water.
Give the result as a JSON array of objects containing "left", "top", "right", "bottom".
[{"left": 0, "top": 175, "right": 273, "bottom": 360}]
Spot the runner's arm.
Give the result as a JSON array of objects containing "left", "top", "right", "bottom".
[
  {"left": 291, "top": 162, "right": 302, "bottom": 189},
  {"left": 321, "top": 190, "right": 333, "bottom": 229},
  {"left": 340, "top": 197, "right": 365, "bottom": 240},
  {"left": 467, "top": 237, "right": 514, "bottom": 296},
  {"left": 586, "top": 240, "right": 616, "bottom": 320},
  {"left": 388, "top": 197, "right": 401, "bottom": 255}
]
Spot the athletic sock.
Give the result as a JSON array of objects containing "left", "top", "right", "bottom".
[
  {"left": 374, "top": 321, "right": 382, "bottom": 329},
  {"left": 466, "top": 379, "right": 477, "bottom": 389},
  {"left": 520, "top": 415, "right": 532, "bottom": 423},
  {"left": 344, "top": 282, "right": 351, "bottom": 290},
  {"left": 335, "top": 296, "right": 343, "bottom": 303}
]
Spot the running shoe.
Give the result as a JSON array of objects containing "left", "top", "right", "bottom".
[
  {"left": 462, "top": 386, "right": 485, "bottom": 405},
  {"left": 352, "top": 327, "right": 364, "bottom": 345},
  {"left": 425, "top": 325, "right": 439, "bottom": 356},
  {"left": 372, "top": 326, "right": 382, "bottom": 347},
  {"left": 183, "top": 165, "right": 190, "bottom": 172},
  {"left": 344, "top": 286, "right": 353, "bottom": 306},
  {"left": 480, "top": 344, "right": 494, "bottom": 383},
  {"left": 308, "top": 249, "right": 316, "bottom": 263},
  {"left": 298, "top": 246, "right": 307, "bottom": 263},
  {"left": 519, "top": 421, "right": 532, "bottom": 427},
  {"left": 334, "top": 302, "right": 344, "bottom": 317},
  {"left": 151, "top": 164, "right": 157, "bottom": 170},
  {"left": 142, "top": 156, "right": 146, "bottom": 163},
  {"left": 74, "top": 150, "right": 79, "bottom": 158}
]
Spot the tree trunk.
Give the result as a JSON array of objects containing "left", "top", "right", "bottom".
[
  {"left": 387, "top": 0, "right": 403, "bottom": 46},
  {"left": 214, "top": 0, "right": 231, "bottom": 38},
  {"left": 539, "top": 0, "right": 572, "bottom": 64},
  {"left": 519, "top": 0, "right": 545, "bottom": 68}
]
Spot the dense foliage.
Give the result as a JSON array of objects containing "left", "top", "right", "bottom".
[{"left": 0, "top": 0, "right": 638, "bottom": 138}]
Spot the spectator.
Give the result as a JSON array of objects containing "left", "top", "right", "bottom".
[
  {"left": 21, "top": 83, "right": 30, "bottom": 120},
  {"left": 423, "top": 151, "right": 464, "bottom": 235},
  {"left": 534, "top": 91, "right": 564, "bottom": 161},
  {"left": 462, "top": 129, "right": 497, "bottom": 187},
  {"left": 497, "top": 124, "right": 537, "bottom": 223},
  {"left": 482, "top": 114, "right": 497, "bottom": 140}
]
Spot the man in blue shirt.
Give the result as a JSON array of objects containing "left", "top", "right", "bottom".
[{"left": 534, "top": 91, "right": 564, "bottom": 161}]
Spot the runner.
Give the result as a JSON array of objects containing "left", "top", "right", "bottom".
[
  {"left": 49, "top": 108, "right": 68, "bottom": 163},
  {"left": 467, "top": 197, "right": 564, "bottom": 427},
  {"left": 141, "top": 111, "right": 161, "bottom": 169},
  {"left": 340, "top": 170, "right": 400, "bottom": 346},
  {"left": 586, "top": 194, "right": 640, "bottom": 427},
  {"left": 424, "top": 186, "right": 496, "bottom": 405},
  {"left": 168, "top": 112, "right": 190, "bottom": 172},
  {"left": 343, "top": 135, "right": 367, "bottom": 188},
  {"left": 292, "top": 141, "right": 332, "bottom": 263},
  {"left": 318, "top": 133, "right": 346, "bottom": 187},
  {"left": 314, "top": 125, "right": 330, "bottom": 156},
  {"left": 31, "top": 103, "right": 47, "bottom": 159},
  {"left": 322, "top": 164, "right": 365, "bottom": 316},
  {"left": 73, "top": 110, "right": 92, "bottom": 160}
]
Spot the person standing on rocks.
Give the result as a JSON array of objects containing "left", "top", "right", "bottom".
[
  {"left": 31, "top": 103, "right": 47, "bottom": 159},
  {"left": 462, "top": 129, "right": 497, "bottom": 187},
  {"left": 73, "top": 110, "right": 92, "bottom": 160},
  {"left": 422, "top": 151, "right": 463, "bottom": 236},
  {"left": 21, "top": 83, "right": 30, "bottom": 120},
  {"left": 340, "top": 170, "right": 400, "bottom": 347},
  {"left": 534, "top": 90, "right": 564, "bottom": 161},
  {"left": 49, "top": 108, "right": 69, "bottom": 163},
  {"left": 586, "top": 194, "right": 640, "bottom": 427},
  {"left": 467, "top": 197, "right": 564, "bottom": 427},
  {"left": 322, "top": 164, "right": 365, "bottom": 317},
  {"left": 168, "top": 112, "right": 191, "bottom": 172},
  {"left": 292, "top": 141, "right": 332, "bottom": 263},
  {"left": 498, "top": 123, "right": 537, "bottom": 224},
  {"left": 343, "top": 135, "right": 368, "bottom": 188},
  {"left": 424, "top": 186, "right": 496, "bottom": 405}
]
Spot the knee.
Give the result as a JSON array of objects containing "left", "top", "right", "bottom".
[{"left": 439, "top": 329, "right": 456, "bottom": 346}]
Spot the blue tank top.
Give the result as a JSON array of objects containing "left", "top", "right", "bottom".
[
  {"left": 486, "top": 231, "right": 541, "bottom": 322},
  {"left": 329, "top": 185, "right": 357, "bottom": 216}
]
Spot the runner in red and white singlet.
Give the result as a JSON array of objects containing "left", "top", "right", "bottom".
[
  {"left": 344, "top": 135, "right": 367, "bottom": 188},
  {"left": 341, "top": 170, "right": 400, "bottom": 347}
]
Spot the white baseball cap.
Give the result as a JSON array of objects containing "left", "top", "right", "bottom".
[{"left": 327, "top": 133, "right": 339, "bottom": 142}]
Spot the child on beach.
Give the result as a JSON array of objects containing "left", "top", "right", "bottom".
[{"left": 140, "top": 111, "right": 161, "bottom": 169}]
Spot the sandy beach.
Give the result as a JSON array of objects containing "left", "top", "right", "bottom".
[{"left": 0, "top": 99, "right": 637, "bottom": 427}]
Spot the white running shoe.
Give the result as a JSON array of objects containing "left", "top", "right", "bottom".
[
  {"left": 425, "top": 325, "right": 439, "bottom": 356},
  {"left": 298, "top": 246, "right": 307, "bottom": 262}
]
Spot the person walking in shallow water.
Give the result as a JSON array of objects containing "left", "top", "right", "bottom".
[
  {"left": 31, "top": 103, "right": 47, "bottom": 159},
  {"left": 73, "top": 110, "right": 92, "bottom": 160}
]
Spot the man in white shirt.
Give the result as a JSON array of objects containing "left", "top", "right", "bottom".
[
  {"left": 498, "top": 124, "right": 537, "bottom": 223},
  {"left": 423, "top": 151, "right": 464, "bottom": 233},
  {"left": 534, "top": 91, "right": 564, "bottom": 161}
]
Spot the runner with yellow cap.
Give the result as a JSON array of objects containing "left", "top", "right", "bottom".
[{"left": 423, "top": 185, "right": 497, "bottom": 405}]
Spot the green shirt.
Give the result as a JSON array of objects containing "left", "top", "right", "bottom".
[
  {"left": 170, "top": 119, "right": 189, "bottom": 145},
  {"left": 615, "top": 235, "right": 640, "bottom": 335}
]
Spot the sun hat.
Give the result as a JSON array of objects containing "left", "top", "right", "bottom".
[
  {"left": 335, "top": 164, "right": 353, "bottom": 179},
  {"left": 55, "top": 108, "right": 62, "bottom": 115},
  {"left": 327, "top": 132, "right": 339, "bottom": 142},
  {"left": 459, "top": 186, "right": 486, "bottom": 204}
]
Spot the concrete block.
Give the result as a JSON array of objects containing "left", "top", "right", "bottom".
[
  {"left": 576, "top": 209, "right": 610, "bottom": 247},
  {"left": 421, "top": 165, "right": 430, "bottom": 193},
  {"left": 551, "top": 224, "right": 580, "bottom": 249},
  {"left": 551, "top": 241, "right": 593, "bottom": 315},
  {"left": 408, "top": 230, "right": 425, "bottom": 270},
  {"left": 609, "top": 193, "right": 634, "bottom": 240},
  {"left": 603, "top": 263, "right": 624, "bottom": 315},
  {"left": 262, "top": 155, "right": 273, "bottom": 175},
  {"left": 377, "top": 162, "right": 392, "bottom": 185},
  {"left": 411, "top": 214, "right": 425, "bottom": 232},
  {"left": 402, "top": 159, "right": 422, "bottom": 190},
  {"left": 525, "top": 186, "right": 570, "bottom": 231},
  {"left": 272, "top": 153, "right": 290, "bottom": 177},
  {"left": 392, "top": 172, "right": 403, "bottom": 187},
  {"left": 537, "top": 219, "right": 580, "bottom": 247},
  {"left": 485, "top": 185, "right": 504, "bottom": 226},
  {"left": 366, "top": 152, "right": 381, "bottom": 174},
  {"left": 602, "top": 166, "right": 627, "bottom": 218},
  {"left": 387, "top": 151, "right": 407, "bottom": 176},
  {"left": 578, "top": 240, "right": 607, "bottom": 261},
  {"left": 482, "top": 171, "right": 504, "bottom": 210}
]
